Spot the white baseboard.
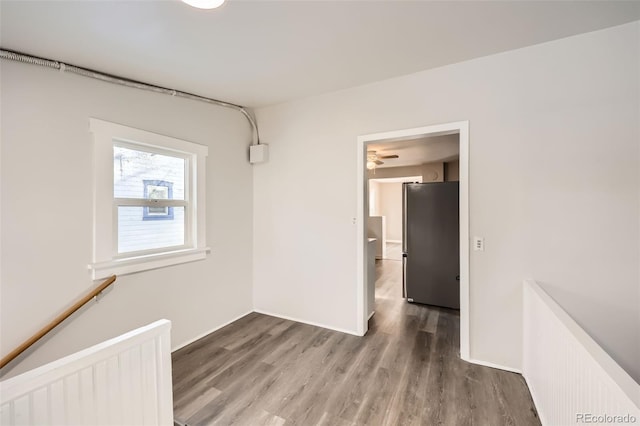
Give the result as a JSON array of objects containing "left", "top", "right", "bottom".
[
  {"left": 464, "top": 356, "right": 522, "bottom": 374},
  {"left": 253, "top": 309, "right": 363, "bottom": 337},
  {"left": 171, "top": 309, "right": 253, "bottom": 352},
  {"left": 172, "top": 308, "right": 364, "bottom": 352},
  {"left": 172, "top": 311, "right": 521, "bottom": 378},
  {"left": 386, "top": 239, "right": 402, "bottom": 244}
]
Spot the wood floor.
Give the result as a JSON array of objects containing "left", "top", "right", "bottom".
[{"left": 172, "top": 259, "right": 540, "bottom": 426}]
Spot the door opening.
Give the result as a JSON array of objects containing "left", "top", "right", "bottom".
[
  {"left": 369, "top": 176, "right": 421, "bottom": 261},
  {"left": 356, "top": 121, "right": 470, "bottom": 361}
]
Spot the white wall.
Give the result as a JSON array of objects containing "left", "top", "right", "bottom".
[
  {"left": 421, "top": 162, "right": 444, "bottom": 183},
  {"left": 254, "top": 22, "right": 640, "bottom": 379},
  {"left": 368, "top": 180, "right": 381, "bottom": 216},
  {"left": 378, "top": 182, "right": 403, "bottom": 242},
  {"left": 0, "top": 62, "right": 254, "bottom": 377},
  {"left": 367, "top": 165, "right": 422, "bottom": 180}
]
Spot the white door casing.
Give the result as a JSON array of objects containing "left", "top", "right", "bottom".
[{"left": 356, "top": 121, "right": 470, "bottom": 361}]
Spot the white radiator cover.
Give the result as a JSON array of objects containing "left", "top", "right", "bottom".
[
  {"left": 0, "top": 319, "right": 173, "bottom": 425},
  {"left": 523, "top": 280, "right": 640, "bottom": 425}
]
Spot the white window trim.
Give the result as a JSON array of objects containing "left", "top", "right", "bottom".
[{"left": 89, "top": 118, "right": 209, "bottom": 280}]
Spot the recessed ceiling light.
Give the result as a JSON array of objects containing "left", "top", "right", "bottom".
[{"left": 181, "top": 0, "right": 225, "bottom": 9}]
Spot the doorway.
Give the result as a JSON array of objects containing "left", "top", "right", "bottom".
[
  {"left": 356, "top": 121, "right": 470, "bottom": 361},
  {"left": 369, "top": 176, "right": 421, "bottom": 261}
]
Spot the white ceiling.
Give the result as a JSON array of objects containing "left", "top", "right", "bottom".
[
  {"left": 368, "top": 134, "right": 459, "bottom": 168},
  {"left": 1, "top": 1, "right": 639, "bottom": 108}
]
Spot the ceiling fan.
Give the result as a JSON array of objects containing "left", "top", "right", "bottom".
[{"left": 367, "top": 150, "right": 399, "bottom": 170}]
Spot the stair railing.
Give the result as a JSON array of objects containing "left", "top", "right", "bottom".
[{"left": 0, "top": 275, "right": 117, "bottom": 369}]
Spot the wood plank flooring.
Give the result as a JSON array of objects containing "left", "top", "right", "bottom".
[{"left": 172, "top": 259, "right": 540, "bottom": 425}]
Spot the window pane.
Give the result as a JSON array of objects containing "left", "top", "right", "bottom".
[
  {"left": 114, "top": 146, "right": 185, "bottom": 200},
  {"left": 118, "top": 206, "right": 185, "bottom": 254}
]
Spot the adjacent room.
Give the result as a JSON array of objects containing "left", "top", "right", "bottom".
[{"left": 1, "top": 1, "right": 639, "bottom": 425}]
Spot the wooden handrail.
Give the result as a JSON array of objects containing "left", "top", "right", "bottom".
[{"left": 0, "top": 275, "right": 117, "bottom": 369}]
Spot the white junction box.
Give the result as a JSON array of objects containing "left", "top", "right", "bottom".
[{"left": 250, "top": 144, "right": 269, "bottom": 164}]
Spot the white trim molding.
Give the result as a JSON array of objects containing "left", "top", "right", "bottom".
[
  {"left": 0, "top": 320, "right": 174, "bottom": 425},
  {"left": 523, "top": 280, "right": 640, "bottom": 425},
  {"left": 172, "top": 310, "right": 254, "bottom": 352},
  {"left": 89, "top": 247, "right": 211, "bottom": 279},
  {"left": 254, "top": 309, "right": 363, "bottom": 337},
  {"left": 88, "top": 118, "right": 209, "bottom": 280},
  {"left": 466, "top": 358, "right": 522, "bottom": 374},
  {"left": 173, "top": 309, "right": 361, "bottom": 354},
  {"left": 356, "top": 121, "right": 470, "bottom": 360}
]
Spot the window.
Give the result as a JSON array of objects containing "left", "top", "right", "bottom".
[
  {"left": 143, "top": 180, "right": 174, "bottom": 221},
  {"left": 89, "top": 119, "right": 209, "bottom": 279}
]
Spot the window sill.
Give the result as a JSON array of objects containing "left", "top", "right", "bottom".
[{"left": 89, "top": 247, "right": 210, "bottom": 280}]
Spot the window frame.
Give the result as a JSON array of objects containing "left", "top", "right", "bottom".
[
  {"left": 89, "top": 118, "right": 209, "bottom": 280},
  {"left": 142, "top": 180, "right": 175, "bottom": 221}
]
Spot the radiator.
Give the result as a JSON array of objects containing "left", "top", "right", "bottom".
[
  {"left": 0, "top": 319, "right": 173, "bottom": 425},
  {"left": 523, "top": 280, "right": 640, "bottom": 425}
]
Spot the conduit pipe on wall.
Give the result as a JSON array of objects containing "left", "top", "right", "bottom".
[{"left": 0, "top": 48, "right": 261, "bottom": 146}]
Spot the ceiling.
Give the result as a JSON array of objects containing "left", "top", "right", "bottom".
[
  {"left": 368, "top": 134, "right": 459, "bottom": 168},
  {"left": 1, "top": 1, "right": 639, "bottom": 108}
]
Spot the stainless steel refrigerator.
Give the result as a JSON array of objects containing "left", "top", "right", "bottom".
[{"left": 402, "top": 182, "right": 460, "bottom": 309}]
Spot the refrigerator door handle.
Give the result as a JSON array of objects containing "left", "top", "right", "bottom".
[
  {"left": 402, "top": 252, "right": 408, "bottom": 298},
  {"left": 402, "top": 183, "right": 408, "bottom": 299}
]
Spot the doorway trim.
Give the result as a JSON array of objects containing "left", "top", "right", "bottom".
[{"left": 356, "top": 121, "right": 470, "bottom": 361}]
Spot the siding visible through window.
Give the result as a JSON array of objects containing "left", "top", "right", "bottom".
[
  {"left": 113, "top": 144, "right": 186, "bottom": 254},
  {"left": 89, "top": 118, "right": 209, "bottom": 279},
  {"left": 143, "top": 180, "right": 174, "bottom": 220}
]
